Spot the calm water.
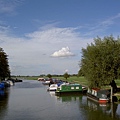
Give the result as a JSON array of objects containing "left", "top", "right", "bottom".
[{"left": 0, "top": 80, "right": 120, "bottom": 120}]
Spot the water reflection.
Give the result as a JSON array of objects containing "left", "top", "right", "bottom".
[
  {"left": 13, "top": 80, "right": 43, "bottom": 88},
  {"left": 49, "top": 90, "right": 120, "bottom": 120},
  {"left": 0, "top": 90, "right": 4, "bottom": 96},
  {"left": 56, "top": 94, "right": 83, "bottom": 102},
  {"left": 0, "top": 88, "right": 10, "bottom": 120},
  {"left": 86, "top": 98, "right": 120, "bottom": 120},
  {"left": 0, "top": 80, "right": 120, "bottom": 120}
]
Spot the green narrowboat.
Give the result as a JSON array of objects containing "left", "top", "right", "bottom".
[{"left": 55, "top": 83, "right": 87, "bottom": 95}]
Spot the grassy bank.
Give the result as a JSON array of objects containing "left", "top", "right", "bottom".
[
  {"left": 21, "top": 76, "right": 88, "bottom": 86},
  {"left": 18, "top": 76, "right": 120, "bottom": 87}
]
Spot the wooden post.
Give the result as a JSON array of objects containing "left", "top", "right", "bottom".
[
  {"left": 111, "top": 102, "right": 113, "bottom": 118},
  {"left": 111, "top": 86, "right": 113, "bottom": 102}
]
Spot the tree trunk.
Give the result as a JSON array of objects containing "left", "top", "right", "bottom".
[{"left": 111, "top": 86, "right": 113, "bottom": 102}]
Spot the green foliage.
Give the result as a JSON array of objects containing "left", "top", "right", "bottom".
[
  {"left": 80, "top": 35, "right": 120, "bottom": 88},
  {"left": 47, "top": 74, "right": 52, "bottom": 78},
  {"left": 78, "top": 68, "right": 84, "bottom": 77},
  {"left": 63, "top": 72, "right": 70, "bottom": 80},
  {"left": 0, "top": 48, "right": 10, "bottom": 80}
]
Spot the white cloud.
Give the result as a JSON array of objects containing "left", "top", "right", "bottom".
[
  {"left": 0, "top": 25, "right": 90, "bottom": 75},
  {"left": 4, "top": 13, "right": 120, "bottom": 75},
  {"left": 51, "top": 47, "right": 75, "bottom": 57},
  {"left": 0, "top": 0, "right": 23, "bottom": 14}
]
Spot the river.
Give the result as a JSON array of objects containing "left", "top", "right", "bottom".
[{"left": 0, "top": 80, "right": 120, "bottom": 120}]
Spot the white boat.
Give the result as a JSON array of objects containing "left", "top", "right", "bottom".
[
  {"left": 47, "top": 84, "right": 58, "bottom": 91},
  {"left": 42, "top": 80, "right": 50, "bottom": 85},
  {"left": 9, "top": 80, "right": 14, "bottom": 86},
  {"left": 38, "top": 78, "right": 45, "bottom": 81}
]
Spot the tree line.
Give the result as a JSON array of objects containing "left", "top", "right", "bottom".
[{"left": 0, "top": 47, "right": 10, "bottom": 81}]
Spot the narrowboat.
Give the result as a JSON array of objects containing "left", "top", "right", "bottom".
[
  {"left": 87, "top": 88, "right": 110, "bottom": 103},
  {"left": 55, "top": 83, "right": 87, "bottom": 95}
]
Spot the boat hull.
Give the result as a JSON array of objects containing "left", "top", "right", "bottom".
[
  {"left": 87, "top": 93, "right": 109, "bottom": 103},
  {"left": 55, "top": 90, "right": 87, "bottom": 96},
  {"left": 47, "top": 84, "right": 58, "bottom": 91}
]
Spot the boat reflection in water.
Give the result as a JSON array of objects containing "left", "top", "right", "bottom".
[
  {"left": 0, "top": 89, "right": 10, "bottom": 120},
  {"left": 49, "top": 91, "right": 120, "bottom": 120},
  {"left": 0, "top": 90, "right": 4, "bottom": 96},
  {"left": 56, "top": 94, "right": 83, "bottom": 102},
  {"left": 0, "top": 80, "right": 120, "bottom": 120},
  {"left": 87, "top": 98, "right": 120, "bottom": 120},
  {"left": 49, "top": 91, "right": 85, "bottom": 104}
]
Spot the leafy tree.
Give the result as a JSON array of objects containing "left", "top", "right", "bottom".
[
  {"left": 47, "top": 74, "right": 52, "bottom": 78},
  {"left": 64, "top": 72, "right": 70, "bottom": 80},
  {"left": 0, "top": 48, "right": 10, "bottom": 81},
  {"left": 80, "top": 36, "right": 120, "bottom": 88},
  {"left": 78, "top": 68, "right": 84, "bottom": 77}
]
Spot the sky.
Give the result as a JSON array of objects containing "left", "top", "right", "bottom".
[{"left": 0, "top": 0, "right": 120, "bottom": 76}]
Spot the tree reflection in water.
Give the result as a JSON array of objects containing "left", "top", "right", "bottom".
[
  {"left": 0, "top": 89, "right": 10, "bottom": 120},
  {"left": 85, "top": 98, "right": 120, "bottom": 120}
]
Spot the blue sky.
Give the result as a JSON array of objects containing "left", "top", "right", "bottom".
[{"left": 0, "top": 0, "right": 120, "bottom": 76}]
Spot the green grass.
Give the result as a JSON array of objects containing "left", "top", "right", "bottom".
[
  {"left": 115, "top": 80, "right": 120, "bottom": 87},
  {"left": 65, "top": 76, "right": 88, "bottom": 86},
  {"left": 16, "top": 76, "right": 120, "bottom": 87},
  {"left": 16, "top": 76, "right": 86, "bottom": 83},
  {"left": 18, "top": 76, "right": 88, "bottom": 86}
]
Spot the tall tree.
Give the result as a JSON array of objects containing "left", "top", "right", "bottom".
[
  {"left": 47, "top": 74, "right": 52, "bottom": 78},
  {"left": 78, "top": 68, "right": 84, "bottom": 77},
  {"left": 64, "top": 72, "right": 69, "bottom": 80},
  {"left": 80, "top": 36, "right": 120, "bottom": 88},
  {"left": 0, "top": 48, "right": 10, "bottom": 81}
]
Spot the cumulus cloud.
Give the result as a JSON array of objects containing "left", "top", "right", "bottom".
[{"left": 51, "top": 47, "right": 75, "bottom": 57}]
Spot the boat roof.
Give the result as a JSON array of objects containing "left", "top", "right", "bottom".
[
  {"left": 92, "top": 88, "right": 110, "bottom": 94},
  {"left": 92, "top": 88, "right": 100, "bottom": 91},
  {"left": 62, "top": 83, "right": 82, "bottom": 86}
]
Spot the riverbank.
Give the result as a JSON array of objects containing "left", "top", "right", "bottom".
[
  {"left": 1, "top": 80, "right": 119, "bottom": 120},
  {"left": 18, "top": 76, "right": 120, "bottom": 102},
  {"left": 18, "top": 76, "right": 120, "bottom": 87},
  {"left": 17, "top": 76, "right": 88, "bottom": 86}
]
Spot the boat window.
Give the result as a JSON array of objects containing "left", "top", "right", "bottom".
[
  {"left": 88, "top": 88, "right": 91, "bottom": 93},
  {"left": 71, "top": 87, "right": 74, "bottom": 89},
  {"left": 92, "top": 90, "right": 95, "bottom": 95},
  {"left": 76, "top": 87, "right": 79, "bottom": 89},
  {"left": 95, "top": 91, "right": 97, "bottom": 96},
  {"left": 101, "top": 94, "right": 107, "bottom": 98}
]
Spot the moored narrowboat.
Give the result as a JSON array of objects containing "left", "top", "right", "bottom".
[
  {"left": 87, "top": 88, "right": 110, "bottom": 103},
  {"left": 55, "top": 83, "right": 87, "bottom": 95}
]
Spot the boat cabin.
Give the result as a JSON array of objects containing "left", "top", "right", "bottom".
[{"left": 87, "top": 88, "right": 110, "bottom": 103}]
